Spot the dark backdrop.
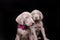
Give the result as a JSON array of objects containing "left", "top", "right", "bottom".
[{"left": 0, "top": 0, "right": 60, "bottom": 40}]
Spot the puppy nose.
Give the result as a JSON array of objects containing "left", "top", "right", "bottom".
[{"left": 36, "top": 17, "right": 37, "bottom": 19}]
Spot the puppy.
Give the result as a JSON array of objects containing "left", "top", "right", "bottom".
[
  {"left": 31, "top": 9, "right": 49, "bottom": 40},
  {"left": 15, "top": 11, "right": 37, "bottom": 40}
]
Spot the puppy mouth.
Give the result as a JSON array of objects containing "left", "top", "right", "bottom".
[{"left": 35, "top": 20, "right": 40, "bottom": 22}]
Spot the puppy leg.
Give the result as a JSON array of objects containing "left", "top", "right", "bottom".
[
  {"left": 40, "top": 21, "right": 49, "bottom": 40},
  {"left": 29, "top": 34, "right": 34, "bottom": 40},
  {"left": 30, "top": 26, "right": 38, "bottom": 40},
  {"left": 16, "top": 28, "right": 25, "bottom": 40},
  {"left": 15, "top": 34, "right": 20, "bottom": 40}
]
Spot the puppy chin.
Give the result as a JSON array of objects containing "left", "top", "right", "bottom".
[
  {"left": 26, "top": 24, "right": 32, "bottom": 26},
  {"left": 28, "top": 24, "right": 34, "bottom": 26}
]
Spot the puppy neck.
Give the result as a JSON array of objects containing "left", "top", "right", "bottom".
[
  {"left": 35, "top": 20, "right": 41, "bottom": 24},
  {"left": 35, "top": 20, "right": 40, "bottom": 23}
]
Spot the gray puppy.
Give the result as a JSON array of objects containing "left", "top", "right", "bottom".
[
  {"left": 31, "top": 9, "right": 49, "bottom": 40},
  {"left": 15, "top": 11, "right": 36, "bottom": 40}
]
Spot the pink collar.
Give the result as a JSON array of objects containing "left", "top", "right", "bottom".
[{"left": 17, "top": 25, "right": 29, "bottom": 29}]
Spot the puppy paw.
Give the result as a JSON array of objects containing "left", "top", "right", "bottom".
[
  {"left": 38, "top": 37, "right": 41, "bottom": 39},
  {"left": 44, "top": 38, "right": 49, "bottom": 40}
]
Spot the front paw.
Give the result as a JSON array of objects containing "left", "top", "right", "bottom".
[
  {"left": 38, "top": 37, "right": 41, "bottom": 39},
  {"left": 44, "top": 38, "right": 49, "bottom": 40}
]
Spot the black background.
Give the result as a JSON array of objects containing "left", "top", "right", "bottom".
[{"left": 0, "top": 0, "right": 60, "bottom": 40}]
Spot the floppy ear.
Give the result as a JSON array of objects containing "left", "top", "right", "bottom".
[
  {"left": 39, "top": 11, "right": 43, "bottom": 20},
  {"left": 15, "top": 14, "right": 24, "bottom": 25},
  {"left": 31, "top": 11, "right": 35, "bottom": 16}
]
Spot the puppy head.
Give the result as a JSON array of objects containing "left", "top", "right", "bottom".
[
  {"left": 31, "top": 9, "right": 43, "bottom": 21},
  {"left": 16, "top": 11, "right": 34, "bottom": 26}
]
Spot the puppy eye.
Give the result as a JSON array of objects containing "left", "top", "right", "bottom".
[{"left": 39, "top": 16, "right": 41, "bottom": 19}]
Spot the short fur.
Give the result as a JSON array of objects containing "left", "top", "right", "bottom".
[
  {"left": 15, "top": 11, "right": 37, "bottom": 40},
  {"left": 31, "top": 9, "right": 49, "bottom": 40}
]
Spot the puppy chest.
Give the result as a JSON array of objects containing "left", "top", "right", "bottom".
[{"left": 34, "top": 24, "right": 41, "bottom": 31}]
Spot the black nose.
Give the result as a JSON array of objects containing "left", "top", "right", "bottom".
[
  {"left": 36, "top": 17, "right": 37, "bottom": 19},
  {"left": 36, "top": 17, "right": 37, "bottom": 20}
]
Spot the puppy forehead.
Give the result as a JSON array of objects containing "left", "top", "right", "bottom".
[
  {"left": 21, "top": 12, "right": 32, "bottom": 18},
  {"left": 31, "top": 10, "right": 42, "bottom": 14},
  {"left": 32, "top": 10, "right": 40, "bottom": 12}
]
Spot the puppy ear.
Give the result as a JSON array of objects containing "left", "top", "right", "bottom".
[
  {"left": 39, "top": 11, "right": 43, "bottom": 20},
  {"left": 31, "top": 11, "right": 35, "bottom": 16},
  {"left": 15, "top": 14, "right": 24, "bottom": 25}
]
